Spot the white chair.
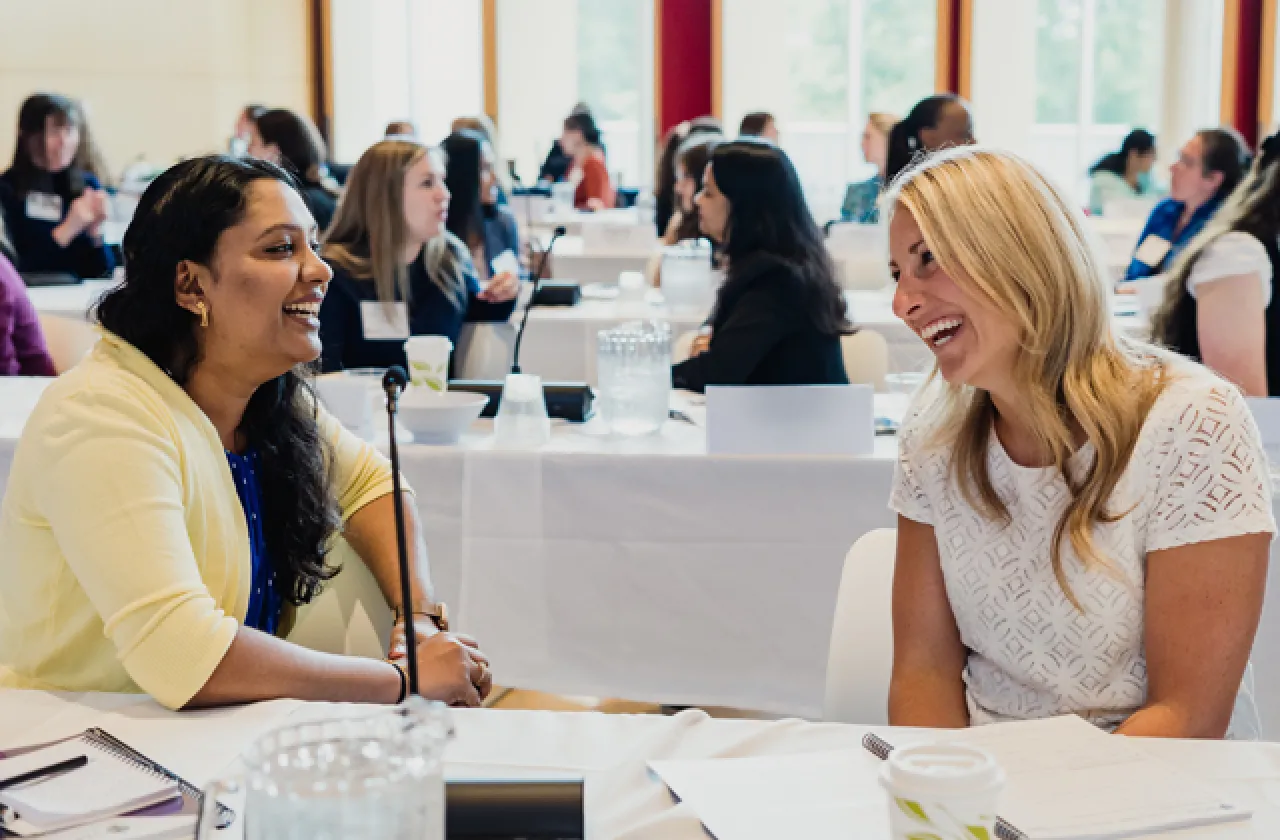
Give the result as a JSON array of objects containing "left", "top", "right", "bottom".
[
  {"left": 841, "top": 329, "right": 889, "bottom": 391},
  {"left": 824, "top": 528, "right": 897, "bottom": 724},
  {"left": 288, "top": 539, "right": 392, "bottom": 659},
  {"left": 37, "top": 314, "right": 97, "bottom": 374}
]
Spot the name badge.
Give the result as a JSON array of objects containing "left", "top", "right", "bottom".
[
  {"left": 360, "top": 301, "right": 410, "bottom": 341},
  {"left": 1133, "top": 234, "right": 1172, "bottom": 268},
  {"left": 25, "top": 192, "right": 62, "bottom": 223}
]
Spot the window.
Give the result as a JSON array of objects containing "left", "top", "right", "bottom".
[
  {"left": 496, "top": 0, "right": 654, "bottom": 189},
  {"left": 721, "top": 0, "right": 937, "bottom": 223},
  {"left": 1025, "top": 0, "right": 1223, "bottom": 204},
  {"left": 330, "top": 0, "right": 484, "bottom": 163}
]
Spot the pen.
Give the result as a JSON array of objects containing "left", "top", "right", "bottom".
[{"left": 0, "top": 754, "right": 88, "bottom": 791}]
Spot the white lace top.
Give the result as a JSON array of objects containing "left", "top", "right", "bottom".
[{"left": 890, "top": 364, "right": 1275, "bottom": 732}]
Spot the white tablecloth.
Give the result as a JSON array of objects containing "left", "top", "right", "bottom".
[{"left": 2, "top": 690, "right": 1279, "bottom": 839}]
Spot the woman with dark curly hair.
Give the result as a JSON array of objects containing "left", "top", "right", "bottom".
[{"left": 0, "top": 155, "right": 490, "bottom": 710}]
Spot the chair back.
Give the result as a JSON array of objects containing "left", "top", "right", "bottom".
[
  {"left": 37, "top": 314, "right": 97, "bottom": 374},
  {"left": 824, "top": 528, "right": 897, "bottom": 724},
  {"left": 841, "top": 330, "right": 888, "bottom": 391}
]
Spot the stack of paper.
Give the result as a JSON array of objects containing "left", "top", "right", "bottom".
[{"left": 650, "top": 715, "right": 1251, "bottom": 840}]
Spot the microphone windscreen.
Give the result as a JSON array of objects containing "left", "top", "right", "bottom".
[
  {"left": 383, "top": 365, "right": 409, "bottom": 391},
  {"left": 553, "top": 225, "right": 567, "bottom": 237}
]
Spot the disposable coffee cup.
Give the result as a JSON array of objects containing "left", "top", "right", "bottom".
[
  {"left": 406, "top": 335, "right": 452, "bottom": 392},
  {"left": 880, "top": 743, "right": 1004, "bottom": 840}
]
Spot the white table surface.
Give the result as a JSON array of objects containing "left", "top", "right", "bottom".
[{"left": 2, "top": 690, "right": 1279, "bottom": 840}]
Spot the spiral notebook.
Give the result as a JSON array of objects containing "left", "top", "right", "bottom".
[{"left": 0, "top": 728, "right": 232, "bottom": 838}]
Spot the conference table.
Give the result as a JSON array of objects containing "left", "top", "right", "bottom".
[{"left": 2, "top": 689, "right": 1280, "bottom": 839}]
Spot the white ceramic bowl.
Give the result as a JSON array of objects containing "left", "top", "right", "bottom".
[{"left": 397, "top": 390, "right": 489, "bottom": 444}]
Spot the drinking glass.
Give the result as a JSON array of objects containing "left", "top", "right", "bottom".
[
  {"left": 196, "top": 699, "right": 453, "bottom": 840},
  {"left": 597, "top": 320, "right": 672, "bottom": 436}
]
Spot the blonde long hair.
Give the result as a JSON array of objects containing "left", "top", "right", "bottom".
[
  {"left": 322, "top": 139, "right": 467, "bottom": 309},
  {"left": 885, "top": 147, "right": 1168, "bottom": 606}
]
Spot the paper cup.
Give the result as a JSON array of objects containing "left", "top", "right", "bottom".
[
  {"left": 406, "top": 335, "right": 452, "bottom": 392},
  {"left": 880, "top": 744, "right": 1004, "bottom": 840}
]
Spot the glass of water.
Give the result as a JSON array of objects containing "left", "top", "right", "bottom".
[
  {"left": 597, "top": 320, "right": 672, "bottom": 436},
  {"left": 197, "top": 698, "right": 453, "bottom": 840}
]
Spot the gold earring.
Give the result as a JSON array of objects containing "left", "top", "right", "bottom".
[{"left": 196, "top": 301, "right": 209, "bottom": 328}]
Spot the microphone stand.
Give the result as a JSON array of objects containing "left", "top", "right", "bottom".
[
  {"left": 511, "top": 225, "right": 566, "bottom": 374},
  {"left": 382, "top": 365, "right": 418, "bottom": 697}
]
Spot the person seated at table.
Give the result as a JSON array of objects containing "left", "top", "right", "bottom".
[
  {"left": 247, "top": 108, "right": 342, "bottom": 233},
  {"left": 883, "top": 94, "right": 975, "bottom": 184},
  {"left": 451, "top": 115, "right": 512, "bottom": 206},
  {"left": 385, "top": 120, "right": 417, "bottom": 139},
  {"left": 0, "top": 155, "right": 490, "bottom": 710},
  {"left": 560, "top": 111, "right": 615, "bottom": 211},
  {"left": 319, "top": 139, "right": 519, "bottom": 373},
  {"left": 0, "top": 219, "right": 55, "bottom": 375},
  {"left": 537, "top": 102, "right": 591, "bottom": 186},
  {"left": 886, "top": 146, "right": 1273, "bottom": 738},
  {"left": 672, "top": 140, "right": 850, "bottom": 392},
  {"left": 654, "top": 116, "right": 723, "bottom": 235},
  {"left": 1148, "top": 132, "right": 1280, "bottom": 397},
  {"left": 442, "top": 129, "right": 523, "bottom": 288},
  {"left": 841, "top": 112, "right": 897, "bottom": 224},
  {"left": 649, "top": 133, "right": 722, "bottom": 287},
  {"left": 1088, "top": 128, "right": 1159, "bottom": 216},
  {"left": 1124, "top": 128, "right": 1248, "bottom": 281},
  {"left": 738, "top": 111, "right": 779, "bottom": 144},
  {"left": 0, "top": 93, "right": 114, "bottom": 279},
  {"left": 229, "top": 103, "right": 266, "bottom": 156}
]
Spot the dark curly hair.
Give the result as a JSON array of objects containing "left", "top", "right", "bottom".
[{"left": 95, "top": 155, "right": 341, "bottom": 605}]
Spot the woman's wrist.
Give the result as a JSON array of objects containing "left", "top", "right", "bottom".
[{"left": 52, "top": 220, "right": 82, "bottom": 248}]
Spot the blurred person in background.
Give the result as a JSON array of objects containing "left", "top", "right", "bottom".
[
  {"left": 1088, "top": 129, "right": 1159, "bottom": 216},
  {"left": 1124, "top": 128, "right": 1248, "bottom": 281},
  {"left": 248, "top": 108, "right": 342, "bottom": 233},
  {"left": 883, "top": 94, "right": 975, "bottom": 184},
  {"left": 738, "top": 112, "right": 779, "bottom": 143},
  {"left": 841, "top": 112, "right": 898, "bottom": 224},
  {"left": 559, "top": 110, "right": 614, "bottom": 211},
  {"left": 0, "top": 93, "right": 114, "bottom": 279},
  {"left": 654, "top": 116, "right": 722, "bottom": 235}
]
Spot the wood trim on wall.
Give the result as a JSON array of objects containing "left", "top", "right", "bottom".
[
  {"left": 935, "top": 0, "right": 972, "bottom": 97},
  {"left": 483, "top": 0, "right": 499, "bottom": 124},
  {"left": 306, "top": 0, "right": 334, "bottom": 145},
  {"left": 1223, "top": 0, "right": 1242, "bottom": 127},
  {"left": 710, "top": 0, "right": 722, "bottom": 118},
  {"left": 654, "top": 0, "right": 663, "bottom": 142},
  {"left": 1260, "top": 0, "right": 1277, "bottom": 135}
]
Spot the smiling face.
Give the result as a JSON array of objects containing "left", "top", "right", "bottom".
[
  {"left": 888, "top": 202, "right": 1020, "bottom": 390},
  {"left": 402, "top": 149, "right": 450, "bottom": 247},
  {"left": 186, "top": 179, "right": 333, "bottom": 380}
]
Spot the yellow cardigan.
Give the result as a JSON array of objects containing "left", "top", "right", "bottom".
[{"left": 0, "top": 332, "right": 401, "bottom": 709}]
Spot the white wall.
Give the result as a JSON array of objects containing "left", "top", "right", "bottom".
[
  {"left": 969, "top": 0, "right": 1038, "bottom": 155},
  {"left": 0, "top": 0, "right": 311, "bottom": 177},
  {"left": 330, "top": 0, "right": 484, "bottom": 163}
]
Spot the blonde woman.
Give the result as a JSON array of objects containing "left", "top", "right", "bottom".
[
  {"left": 319, "top": 139, "right": 519, "bottom": 373},
  {"left": 886, "top": 146, "right": 1273, "bottom": 738},
  {"left": 840, "top": 112, "right": 898, "bottom": 223}
]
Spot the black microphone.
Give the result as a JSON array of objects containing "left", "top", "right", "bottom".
[
  {"left": 381, "top": 365, "right": 419, "bottom": 698},
  {"left": 511, "top": 225, "right": 566, "bottom": 374}
]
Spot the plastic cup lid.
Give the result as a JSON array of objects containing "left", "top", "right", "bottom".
[{"left": 880, "top": 743, "right": 1005, "bottom": 799}]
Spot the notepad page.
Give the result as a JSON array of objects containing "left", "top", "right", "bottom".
[
  {"left": 942, "top": 715, "right": 1250, "bottom": 840},
  {"left": 0, "top": 738, "right": 178, "bottom": 832}
]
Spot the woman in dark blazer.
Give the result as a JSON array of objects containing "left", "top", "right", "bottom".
[
  {"left": 442, "top": 130, "right": 523, "bottom": 285},
  {"left": 672, "top": 140, "right": 850, "bottom": 392}
]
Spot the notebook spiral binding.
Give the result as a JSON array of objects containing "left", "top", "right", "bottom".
[
  {"left": 83, "top": 729, "right": 234, "bottom": 830},
  {"left": 859, "top": 732, "right": 1026, "bottom": 840}
]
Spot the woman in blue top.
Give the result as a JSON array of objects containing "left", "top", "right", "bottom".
[
  {"left": 442, "top": 130, "right": 523, "bottom": 287},
  {"left": 0, "top": 94, "right": 115, "bottom": 279},
  {"left": 319, "top": 139, "right": 519, "bottom": 373},
  {"left": 1125, "top": 128, "right": 1248, "bottom": 281}
]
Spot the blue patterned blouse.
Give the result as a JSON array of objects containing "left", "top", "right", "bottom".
[{"left": 225, "top": 449, "right": 284, "bottom": 635}]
